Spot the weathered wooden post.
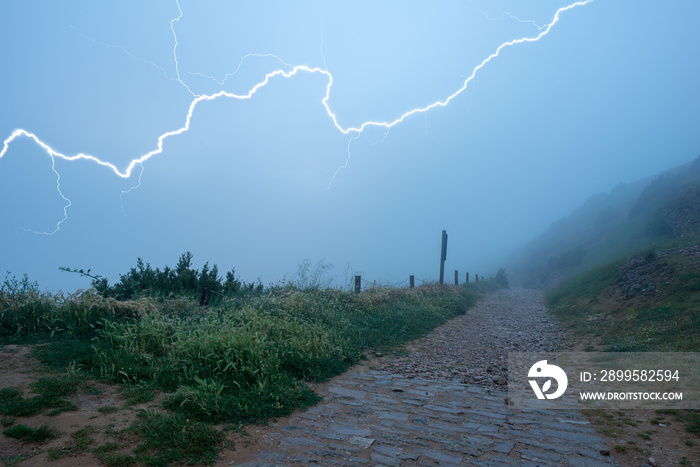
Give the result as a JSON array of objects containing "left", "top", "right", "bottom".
[
  {"left": 409, "top": 275, "right": 415, "bottom": 288},
  {"left": 355, "top": 275, "right": 361, "bottom": 293},
  {"left": 200, "top": 287, "right": 211, "bottom": 306},
  {"left": 475, "top": 274, "right": 479, "bottom": 283},
  {"left": 454, "top": 270, "right": 459, "bottom": 285},
  {"left": 439, "top": 230, "right": 447, "bottom": 284},
  {"left": 466, "top": 272, "right": 470, "bottom": 283}
]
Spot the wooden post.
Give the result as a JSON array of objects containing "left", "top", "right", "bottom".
[
  {"left": 355, "top": 275, "right": 361, "bottom": 293},
  {"left": 200, "top": 287, "right": 211, "bottom": 306},
  {"left": 475, "top": 274, "right": 479, "bottom": 283},
  {"left": 454, "top": 270, "right": 459, "bottom": 285},
  {"left": 409, "top": 275, "right": 415, "bottom": 288},
  {"left": 439, "top": 230, "right": 447, "bottom": 284},
  {"left": 466, "top": 272, "right": 469, "bottom": 283}
]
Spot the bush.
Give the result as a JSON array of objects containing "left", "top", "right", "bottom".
[
  {"left": 76, "top": 252, "right": 263, "bottom": 301},
  {"left": 494, "top": 268, "right": 509, "bottom": 287}
]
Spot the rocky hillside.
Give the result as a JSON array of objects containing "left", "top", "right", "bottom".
[{"left": 508, "top": 156, "right": 700, "bottom": 288}]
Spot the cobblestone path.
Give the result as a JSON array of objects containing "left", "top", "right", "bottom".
[{"left": 227, "top": 289, "right": 620, "bottom": 467}]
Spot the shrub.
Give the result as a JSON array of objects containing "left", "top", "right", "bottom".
[
  {"left": 3, "top": 424, "right": 57, "bottom": 443},
  {"left": 494, "top": 268, "right": 509, "bottom": 287}
]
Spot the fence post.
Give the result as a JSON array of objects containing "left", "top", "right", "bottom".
[
  {"left": 355, "top": 275, "right": 361, "bottom": 293},
  {"left": 475, "top": 274, "right": 479, "bottom": 283},
  {"left": 466, "top": 272, "right": 469, "bottom": 283},
  {"left": 409, "top": 275, "right": 415, "bottom": 288},
  {"left": 454, "top": 270, "right": 458, "bottom": 285},
  {"left": 439, "top": 230, "right": 447, "bottom": 284}
]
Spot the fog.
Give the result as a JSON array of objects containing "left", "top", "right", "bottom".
[{"left": 1, "top": 1, "right": 699, "bottom": 292}]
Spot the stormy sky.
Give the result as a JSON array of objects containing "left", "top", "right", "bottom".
[{"left": 1, "top": 0, "right": 699, "bottom": 291}]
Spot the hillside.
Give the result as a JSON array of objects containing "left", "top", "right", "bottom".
[{"left": 508, "top": 156, "right": 700, "bottom": 288}]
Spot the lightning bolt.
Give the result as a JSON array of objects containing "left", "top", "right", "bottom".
[
  {"left": 470, "top": 0, "right": 546, "bottom": 31},
  {"left": 170, "top": 0, "right": 198, "bottom": 97},
  {"left": 0, "top": 0, "right": 594, "bottom": 234},
  {"left": 120, "top": 162, "right": 144, "bottom": 214},
  {"left": 18, "top": 155, "right": 72, "bottom": 236}
]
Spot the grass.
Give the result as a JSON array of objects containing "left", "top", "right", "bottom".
[
  {"left": 656, "top": 409, "right": 700, "bottom": 434},
  {"left": 47, "top": 426, "right": 95, "bottom": 460},
  {"left": 132, "top": 411, "right": 225, "bottom": 466},
  {"left": 547, "top": 239, "right": 700, "bottom": 438},
  {"left": 0, "top": 417, "right": 16, "bottom": 427},
  {"left": 3, "top": 423, "right": 58, "bottom": 443},
  {"left": 2, "top": 269, "right": 486, "bottom": 465},
  {"left": 0, "top": 372, "right": 82, "bottom": 418},
  {"left": 546, "top": 241, "right": 700, "bottom": 352},
  {"left": 21, "top": 283, "right": 474, "bottom": 425}
]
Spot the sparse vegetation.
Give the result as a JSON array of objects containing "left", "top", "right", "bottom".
[
  {"left": 0, "top": 372, "right": 82, "bottom": 418},
  {"left": 47, "top": 426, "right": 95, "bottom": 460},
  {"left": 3, "top": 423, "right": 58, "bottom": 443}
]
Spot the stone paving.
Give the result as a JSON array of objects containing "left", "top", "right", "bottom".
[{"left": 233, "top": 369, "right": 620, "bottom": 466}]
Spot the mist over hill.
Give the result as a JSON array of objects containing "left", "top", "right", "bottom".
[{"left": 507, "top": 156, "right": 700, "bottom": 288}]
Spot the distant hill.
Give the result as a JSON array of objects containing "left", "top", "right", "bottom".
[{"left": 508, "top": 156, "right": 700, "bottom": 288}]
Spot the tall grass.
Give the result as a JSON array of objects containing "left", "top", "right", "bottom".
[{"left": 2, "top": 272, "right": 476, "bottom": 425}]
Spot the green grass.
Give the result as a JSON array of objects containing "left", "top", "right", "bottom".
[
  {"left": 3, "top": 423, "right": 58, "bottom": 443},
  {"left": 2, "top": 272, "right": 484, "bottom": 465},
  {"left": 546, "top": 244, "right": 700, "bottom": 352},
  {"left": 0, "top": 372, "right": 82, "bottom": 418},
  {"left": 22, "top": 283, "right": 473, "bottom": 425},
  {"left": 131, "top": 411, "right": 224, "bottom": 466},
  {"left": 47, "top": 426, "right": 95, "bottom": 460},
  {"left": 0, "top": 417, "right": 15, "bottom": 427},
  {"left": 656, "top": 409, "right": 700, "bottom": 434},
  {"left": 547, "top": 241, "right": 700, "bottom": 436}
]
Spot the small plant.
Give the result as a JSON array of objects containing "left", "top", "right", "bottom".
[
  {"left": 131, "top": 411, "right": 224, "bottom": 465},
  {"left": 613, "top": 444, "right": 628, "bottom": 454},
  {"left": 644, "top": 245, "right": 658, "bottom": 262},
  {"left": 3, "top": 423, "right": 57, "bottom": 443},
  {"left": 47, "top": 426, "right": 94, "bottom": 459},
  {"left": 122, "top": 384, "right": 155, "bottom": 406},
  {"left": 93, "top": 442, "right": 137, "bottom": 467},
  {"left": 1, "top": 416, "right": 16, "bottom": 427},
  {"left": 98, "top": 405, "right": 120, "bottom": 414},
  {"left": 0, "top": 373, "right": 81, "bottom": 417}
]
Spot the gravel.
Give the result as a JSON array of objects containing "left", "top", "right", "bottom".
[{"left": 379, "top": 288, "right": 568, "bottom": 389}]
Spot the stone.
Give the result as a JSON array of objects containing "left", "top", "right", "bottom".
[
  {"left": 328, "top": 424, "right": 372, "bottom": 437},
  {"left": 375, "top": 411, "right": 409, "bottom": 421},
  {"left": 328, "top": 386, "right": 366, "bottom": 399},
  {"left": 370, "top": 453, "right": 400, "bottom": 466},
  {"left": 280, "top": 437, "right": 325, "bottom": 447},
  {"left": 346, "top": 436, "right": 374, "bottom": 448},
  {"left": 492, "top": 442, "right": 515, "bottom": 454},
  {"left": 415, "top": 448, "right": 463, "bottom": 464}
]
